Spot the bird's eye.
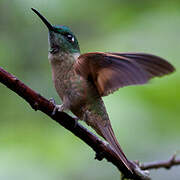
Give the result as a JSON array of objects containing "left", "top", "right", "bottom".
[{"left": 64, "top": 33, "right": 75, "bottom": 43}]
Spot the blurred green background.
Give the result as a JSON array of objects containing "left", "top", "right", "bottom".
[{"left": 0, "top": 0, "right": 179, "bottom": 179}]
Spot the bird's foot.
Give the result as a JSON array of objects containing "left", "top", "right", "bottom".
[
  {"left": 49, "top": 98, "right": 65, "bottom": 116},
  {"left": 49, "top": 98, "right": 78, "bottom": 128},
  {"left": 52, "top": 104, "right": 65, "bottom": 116},
  {"left": 49, "top": 97, "right": 56, "bottom": 104}
]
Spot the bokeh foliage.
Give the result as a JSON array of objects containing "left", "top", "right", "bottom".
[{"left": 0, "top": 0, "right": 179, "bottom": 179}]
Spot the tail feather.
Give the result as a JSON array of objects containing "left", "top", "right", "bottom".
[{"left": 96, "top": 122, "right": 132, "bottom": 172}]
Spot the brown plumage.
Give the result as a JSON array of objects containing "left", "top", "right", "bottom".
[{"left": 74, "top": 52, "right": 175, "bottom": 96}]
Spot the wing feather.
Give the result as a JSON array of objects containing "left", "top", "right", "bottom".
[
  {"left": 74, "top": 52, "right": 175, "bottom": 96},
  {"left": 111, "top": 53, "right": 175, "bottom": 78}
]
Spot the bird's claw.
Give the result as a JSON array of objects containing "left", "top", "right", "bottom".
[
  {"left": 49, "top": 98, "right": 78, "bottom": 128},
  {"left": 49, "top": 98, "right": 56, "bottom": 104},
  {"left": 56, "top": 104, "right": 65, "bottom": 112},
  {"left": 49, "top": 98, "right": 64, "bottom": 116},
  {"left": 52, "top": 104, "right": 64, "bottom": 116}
]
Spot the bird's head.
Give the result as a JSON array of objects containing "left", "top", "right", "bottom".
[{"left": 31, "top": 8, "right": 80, "bottom": 55}]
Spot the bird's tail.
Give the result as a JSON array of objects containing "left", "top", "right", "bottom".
[{"left": 95, "top": 122, "right": 133, "bottom": 172}]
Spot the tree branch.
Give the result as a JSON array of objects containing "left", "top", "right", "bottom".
[
  {"left": 140, "top": 154, "right": 180, "bottom": 170},
  {"left": 0, "top": 67, "right": 179, "bottom": 180}
]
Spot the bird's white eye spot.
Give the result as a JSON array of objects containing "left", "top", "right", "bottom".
[{"left": 66, "top": 34, "right": 74, "bottom": 43}]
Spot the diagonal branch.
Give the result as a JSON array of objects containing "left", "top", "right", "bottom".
[{"left": 0, "top": 67, "right": 179, "bottom": 180}]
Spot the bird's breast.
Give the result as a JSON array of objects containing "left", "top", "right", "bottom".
[
  {"left": 51, "top": 60, "right": 87, "bottom": 108},
  {"left": 49, "top": 53, "right": 109, "bottom": 122}
]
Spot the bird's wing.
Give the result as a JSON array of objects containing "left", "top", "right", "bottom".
[{"left": 74, "top": 52, "right": 175, "bottom": 96}]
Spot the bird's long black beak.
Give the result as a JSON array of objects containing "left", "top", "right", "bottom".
[{"left": 31, "top": 8, "right": 54, "bottom": 31}]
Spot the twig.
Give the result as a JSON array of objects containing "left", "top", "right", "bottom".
[{"left": 140, "top": 154, "right": 180, "bottom": 170}]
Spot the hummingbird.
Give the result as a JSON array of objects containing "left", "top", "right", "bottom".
[{"left": 31, "top": 8, "right": 175, "bottom": 172}]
